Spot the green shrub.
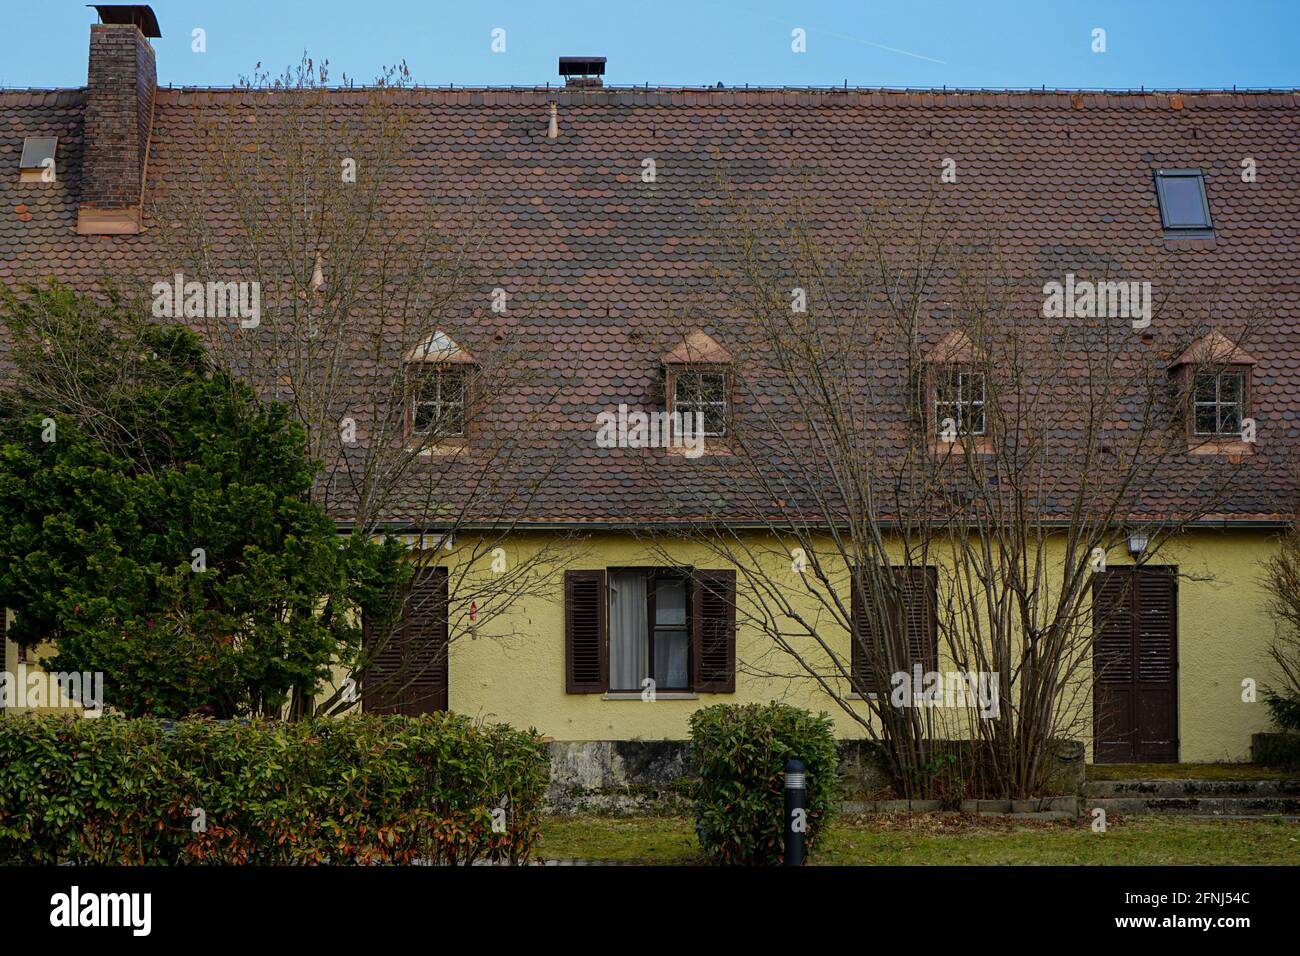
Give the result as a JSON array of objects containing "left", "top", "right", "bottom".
[
  {"left": 0, "top": 284, "right": 408, "bottom": 719},
  {"left": 1252, "top": 729, "right": 1300, "bottom": 768},
  {"left": 0, "top": 713, "right": 548, "bottom": 865},
  {"left": 1264, "top": 689, "right": 1300, "bottom": 733},
  {"left": 0, "top": 715, "right": 189, "bottom": 864},
  {"left": 689, "top": 702, "right": 838, "bottom": 865}
]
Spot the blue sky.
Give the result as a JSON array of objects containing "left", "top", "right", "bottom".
[{"left": 3, "top": 0, "right": 1297, "bottom": 90}]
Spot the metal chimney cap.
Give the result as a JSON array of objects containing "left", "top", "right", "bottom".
[
  {"left": 558, "top": 56, "right": 607, "bottom": 77},
  {"left": 89, "top": 5, "right": 162, "bottom": 38}
]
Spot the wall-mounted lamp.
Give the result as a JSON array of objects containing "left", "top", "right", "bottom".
[{"left": 1127, "top": 532, "right": 1149, "bottom": 557}]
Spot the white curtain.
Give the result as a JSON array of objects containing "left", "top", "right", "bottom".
[{"left": 608, "top": 571, "right": 647, "bottom": 691}]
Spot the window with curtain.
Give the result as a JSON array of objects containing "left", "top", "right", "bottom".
[{"left": 608, "top": 569, "right": 690, "bottom": 692}]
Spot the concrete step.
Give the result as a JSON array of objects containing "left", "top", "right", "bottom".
[
  {"left": 1085, "top": 795, "right": 1300, "bottom": 816},
  {"left": 1083, "top": 778, "right": 1300, "bottom": 798},
  {"left": 840, "top": 796, "right": 1079, "bottom": 816}
]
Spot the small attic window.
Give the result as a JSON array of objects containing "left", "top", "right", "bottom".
[
  {"left": 663, "top": 331, "right": 733, "bottom": 441},
  {"left": 1170, "top": 331, "right": 1256, "bottom": 451},
  {"left": 19, "top": 136, "right": 58, "bottom": 183},
  {"left": 405, "top": 329, "right": 474, "bottom": 440},
  {"left": 674, "top": 371, "right": 729, "bottom": 437},
  {"left": 1192, "top": 369, "right": 1245, "bottom": 436},
  {"left": 411, "top": 366, "right": 466, "bottom": 437},
  {"left": 922, "top": 330, "right": 993, "bottom": 455},
  {"left": 1154, "top": 169, "right": 1213, "bottom": 237},
  {"left": 934, "top": 367, "right": 986, "bottom": 438}
]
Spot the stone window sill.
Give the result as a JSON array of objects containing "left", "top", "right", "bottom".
[
  {"left": 1188, "top": 439, "right": 1254, "bottom": 459},
  {"left": 405, "top": 440, "right": 468, "bottom": 458},
  {"left": 602, "top": 692, "right": 699, "bottom": 701},
  {"left": 930, "top": 437, "right": 993, "bottom": 458},
  {"left": 664, "top": 440, "right": 731, "bottom": 458}
]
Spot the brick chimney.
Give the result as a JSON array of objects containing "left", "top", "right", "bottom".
[{"left": 77, "top": 6, "right": 160, "bottom": 235}]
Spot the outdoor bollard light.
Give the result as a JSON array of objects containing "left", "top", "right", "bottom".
[{"left": 784, "top": 758, "right": 807, "bottom": 866}]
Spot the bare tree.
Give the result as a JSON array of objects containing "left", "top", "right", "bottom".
[
  {"left": 1260, "top": 511, "right": 1300, "bottom": 731},
  {"left": 665, "top": 184, "right": 1253, "bottom": 798}
]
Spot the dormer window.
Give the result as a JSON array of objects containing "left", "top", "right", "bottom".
[
  {"left": 1170, "top": 331, "right": 1255, "bottom": 453},
  {"left": 663, "top": 331, "right": 733, "bottom": 445},
  {"left": 934, "top": 367, "right": 986, "bottom": 438},
  {"left": 923, "top": 330, "right": 991, "bottom": 454},
  {"left": 1154, "top": 169, "right": 1214, "bottom": 238},
  {"left": 405, "top": 330, "right": 474, "bottom": 440},
  {"left": 19, "top": 136, "right": 57, "bottom": 183},
  {"left": 674, "top": 370, "right": 728, "bottom": 437},
  {"left": 1192, "top": 368, "right": 1244, "bottom": 437},
  {"left": 412, "top": 366, "right": 466, "bottom": 437}
]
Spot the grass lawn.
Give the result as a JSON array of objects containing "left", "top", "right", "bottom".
[
  {"left": 539, "top": 813, "right": 1300, "bottom": 865},
  {"left": 1085, "top": 762, "right": 1300, "bottom": 781}
]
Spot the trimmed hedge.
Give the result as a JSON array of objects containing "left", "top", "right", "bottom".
[
  {"left": 1252, "top": 731, "right": 1300, "bottom": 769},
  {"left": 689, "top": 702, "right": 838, "bottom": 865},
  {"left": 0, "top": 713, "right": 548, "bottom": 865}
]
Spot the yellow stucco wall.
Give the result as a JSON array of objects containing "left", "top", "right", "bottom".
[
  {"left": 1165, "top": 531, "right": 1280, "bottom": 761},
  {"left": 5, "top": 529, "right": 1284, "bottom": 762},
  {"left": 431, "top": 528, "right": 1282, "bottom": 761},
  {"left": 2, "top": 609, "right": 87, "bottom": 714}
]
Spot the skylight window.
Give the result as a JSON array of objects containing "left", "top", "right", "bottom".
[
  {"left": 19, "top": 136, "right": 57, "bottom": 183},
  {"left": 1154, "top": 169, "right": 1213, "bottom": 237}
]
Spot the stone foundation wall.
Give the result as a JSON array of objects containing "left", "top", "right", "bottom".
[
  {"left": 547, "top": 741, "right": 694, "bottom": 814},
  {"left": 546, "top": 738, "right": 1087, "bottom": 815}
]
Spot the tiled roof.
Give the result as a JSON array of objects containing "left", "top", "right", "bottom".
[
  {"left": 663, "top": 331, "right": 731, "bottom": 364},
  {"left": 1171, "top": 330, "right": 1258, "bottom": 367},
  {"left": 1, "top": 85, "right": 1298, "bottom": 524}
]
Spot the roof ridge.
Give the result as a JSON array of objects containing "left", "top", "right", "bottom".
[
  {"left": 6, "top": 85, "right": 1297, "bottom": 110},
  {"left": 155, "top": 84, "right": 1300, "bottom": 94},
  {"left": 128, "top": 86, "right": 1300, "bottom": 111}
]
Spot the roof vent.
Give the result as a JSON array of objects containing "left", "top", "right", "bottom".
[
  {"left": 559, "top": 56, "right": 605, "bottom": 88},
  {"left": 19, "top": 137, "right": 58, "bottom": 183},
  {"left": 89, "top": 4, "right": 162, "bottom": 38}
]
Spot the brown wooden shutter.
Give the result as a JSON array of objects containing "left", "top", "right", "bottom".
[
  {"left": 851, "top": 566, "right": 937, "bottom": 694},
  {"left": 692, "top": 569, "right": 736, "bottom": 693},
  {"left": 363, "top": 567, "right": 449, "bottom": 715},
  {"left": 405, "top": 568, "right": 450, "bottom": 713},
  {"left": 1134, "top": 569, "right": 1178, "bottom": 761},
  {"left": 904, "top": 567, "right": 939, "bottom": 674},
  {"left": 1136, "top": 570, "right": 1176, "bottom": 683},
  {"left": 1092, "top": 567, "right": 1179, "bottom": 763},
  {"left": 565, "top": 570, "right": 607, "bottom": 693},
  {"left": 850, "top": 570, "right": 878, "bottom": 694},
  {"left": 1092, "top": 570, "right": 1134, "bottom": 687},
  {"left": 362, "top": 588, "right": 403, "bottom": 713}
]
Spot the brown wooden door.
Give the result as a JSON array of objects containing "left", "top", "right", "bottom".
[
  {"left": 364, "top": 567, "right": 449, "bottom": 715},
  {"left": 1092, "top": 567, "right": 1178, "bottom": 763}
]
